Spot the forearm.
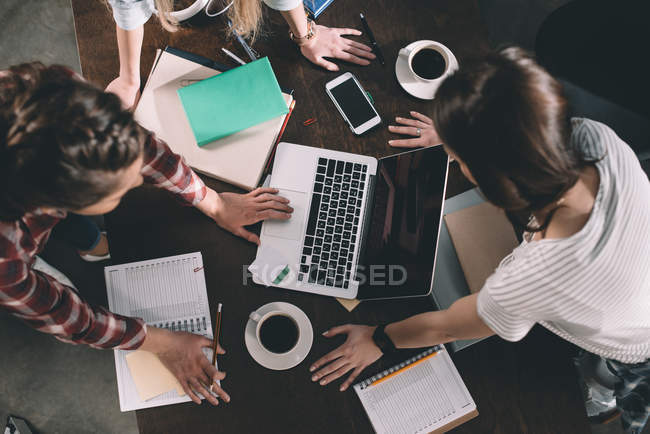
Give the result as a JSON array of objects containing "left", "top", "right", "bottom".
[
  {"left": 115, "top": 24, "right": 143, "bottom": 86},
  {"left": 385, "top": 293, "right": 494, "bottom": 348},
  {"left": 2, "top": 268, "right": 146, "bottom": 349},
  {"left": 194, "top": 187, "right": 222, "bottom": 217},
  {"left": 280, "top": 5, "right": 309, "bottom": 37}
]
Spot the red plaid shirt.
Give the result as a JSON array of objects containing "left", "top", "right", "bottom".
[{"left": 0, "top": 135, "right": 207, "bottom": 349}]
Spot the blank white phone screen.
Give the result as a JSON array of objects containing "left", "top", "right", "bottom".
[{"left": 330, "top": 78, "right": 376, "bottom": 128}]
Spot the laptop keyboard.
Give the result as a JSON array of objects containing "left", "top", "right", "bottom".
[{"left": 299, "top": 158, "right": 368, "bottom": 289}]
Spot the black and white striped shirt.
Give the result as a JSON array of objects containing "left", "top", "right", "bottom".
[{"left": 477, "top": 118, "right": 650, "bottom": 363}]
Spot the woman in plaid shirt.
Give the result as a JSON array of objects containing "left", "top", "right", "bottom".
[{"left": 0, "top": 62, "right": 292, "bottom": 405}]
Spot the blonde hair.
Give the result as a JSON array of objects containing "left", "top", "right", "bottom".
[
  {"left": 154, "top": 0, "right": 180, "bottom": 33},
  {"left": 153, "top": 0, "right": 263, "bottom": 41}
]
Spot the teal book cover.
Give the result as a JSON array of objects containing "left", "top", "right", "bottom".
[{"left": 177, "top": 57, "right": 289, "bottom": 146}]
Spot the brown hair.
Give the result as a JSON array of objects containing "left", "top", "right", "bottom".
[
  {"left": 432, "top": 47, "right": 593, "bottom": 232},
  {"left": 0, "top": 63, "right": 145, "bottom": 221}
]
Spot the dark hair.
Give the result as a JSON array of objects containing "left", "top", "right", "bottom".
[
  {"left": 0, "top": 62, "right": 145, "bottom": 221},
  {"left": 432, "top": 47, "right": 593, "bottom": 232}
]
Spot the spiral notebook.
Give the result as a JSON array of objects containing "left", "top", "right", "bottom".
[
  {"left": 105, "top": 252, "right": 217, "bottom": 412},
  {"left": 354, "top": 346, "right": 477, "bottom": 434}
]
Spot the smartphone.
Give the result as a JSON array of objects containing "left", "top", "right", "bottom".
[{"left": 325, "top": 72, "right": 381, "bottom": 135}]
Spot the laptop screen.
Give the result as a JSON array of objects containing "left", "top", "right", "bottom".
[{"left": 357, "top": 146, "right": 449, "bottom": 300}]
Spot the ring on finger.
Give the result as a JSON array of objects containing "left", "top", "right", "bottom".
[{"left": 416, "top": 128, "right": 421, "bottom": 137}]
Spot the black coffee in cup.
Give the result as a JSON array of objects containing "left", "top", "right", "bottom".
[
  {"left": 259, "top": 314, "right": 299, "bottom": 353},
  {"left": 411, "top": 48, "right": 447, "bottom": 80}
]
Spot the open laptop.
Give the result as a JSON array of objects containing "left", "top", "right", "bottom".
[{"left": 254, "top": 142, "right": 449, "bottom": 300}]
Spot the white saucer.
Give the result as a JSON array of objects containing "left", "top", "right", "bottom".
[
  {"left": 395, "top": 40, "right": 459, "bottom": 100},
  {"left": 245, "top": 302, "right": 313, "bottom": 371}
]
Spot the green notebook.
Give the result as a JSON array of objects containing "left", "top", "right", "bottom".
[{"left": 177, "top": 57, "right": 289, "bottom": 146}]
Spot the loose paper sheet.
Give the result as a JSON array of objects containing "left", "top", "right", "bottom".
[
  {"left": 249, "top": 245, "right": 290, "bottom": 286},
  {"left": 336, "top": 298, "right": 361, "bottom": 312},
  {"left": 125, "top": 350, "right": 185, "bottom": 401},
  {"left": 444, "top": 202, "right": 519, "bottom": 293}
]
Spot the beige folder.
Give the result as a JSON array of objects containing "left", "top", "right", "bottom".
[
  {"left": 134, "top": 49, "right": 293, "bottom": 191},
  {"left": 444, "top": 201, "right": 519, "bottom": 293}
]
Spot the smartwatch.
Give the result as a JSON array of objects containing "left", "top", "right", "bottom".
[{"left": 372, "top": 325, "right": 397, "bottom": 355}]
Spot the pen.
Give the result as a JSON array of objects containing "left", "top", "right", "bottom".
[
  {"left": 227, "top": 19, "right": 258, "bottom": 62},
  {"left": 359, "top": 13, "right": 385, "bottom": 66},
  {"left": 222, "top": 47, "right": 246, "bottom": 65},
  {"left": 209, "top": 303, "right": 223, "bottom": 392}
]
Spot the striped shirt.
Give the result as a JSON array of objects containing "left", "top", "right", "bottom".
[{"left": 477, "top": 118, "right": 650, "bottom": 363}]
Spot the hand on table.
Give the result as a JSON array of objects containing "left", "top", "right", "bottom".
[
  {"left": 301, "top": 24, "right": 376, "bottom": 71},
  {"left": 198, "top": 187, "right": 293, "bottom": 244},
  {"left": 141, "top": 327, "right": 229, "bottom": 405},
  {"left": 105, "top": 75, "right": 141, "bottom": 110},
  {"left": 388, "top": 111, "right": 443, "bottom": 148},
  {"left": 309, "top": 325, "right": 382, "bottom": 391}
]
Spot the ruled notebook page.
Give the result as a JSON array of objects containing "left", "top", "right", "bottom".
[
  {"left": 354, "top": 347, "right": 476, "bottom": 434},
  {"left": 105, "top": 252, "right": 217, "bottom": 412}
]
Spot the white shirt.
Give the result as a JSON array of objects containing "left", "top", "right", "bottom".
[
  {"left": 108, "top": 0, "right": 302, "bottom": 30},
  {"left": 477, "top": 118, "right": 650, "bottom": 363}
]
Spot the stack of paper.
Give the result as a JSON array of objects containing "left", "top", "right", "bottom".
[
  {"left": 444, "top": 201, "right": 519, "bottom": 293},
  {"left": 134, "top": 48, "right": 294, "bottom": 191},
  {"left": 105, "top": 252, "right": 217, "bottom": 412}
]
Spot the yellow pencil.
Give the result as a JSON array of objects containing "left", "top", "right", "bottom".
[
  {"left": 370, "top": 351, "right": 438, "bottom": 387},
  {"left": 209, "top": 303, "right": 222, "bottom": 392}
]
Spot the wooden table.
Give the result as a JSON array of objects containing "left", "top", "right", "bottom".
[{"left": 71, "top": 0, "right": 591, "bottom": 432}]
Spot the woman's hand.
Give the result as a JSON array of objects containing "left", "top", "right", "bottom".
[
  {"left": 309, "top": 325, "right": 382, "bottom": 391},
  {"left": 300, "top": 24, "right": 376, "bottom": 71},
  {"left": 388, "top": 111, "right": 443, "bottom": 148},
  {"left": 140, "top": 327, "right": 229, "bottom": 405},
  {"left": 197, "top": 188, "right": 293, "bottom": 244},
  {"left": 105, "top": 75, "right": 141, "bottom": 110}
]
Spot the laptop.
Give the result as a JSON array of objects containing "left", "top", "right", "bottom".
[{"left": 254, "top": 142, "right": 449, "bottom": 300}]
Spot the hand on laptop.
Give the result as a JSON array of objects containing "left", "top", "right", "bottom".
[
  {"left": 139, "top": 327, "right": 229, "bottom": 405},
  {"left": 198, "top": 187, "right": 293, "bottom": 244},
  {"left": 388, "top": 111, "right": 443, "bottom": 148},
  {"left": 309, "top": 324, "right": 382, "bottom": 392},
  {"left": 300, "top": 25, "right": 376, "bottom": 72}
]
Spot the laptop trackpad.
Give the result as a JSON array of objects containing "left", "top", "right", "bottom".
[{"left": 263, "top": 189, "right": 307, "bottom": 241}]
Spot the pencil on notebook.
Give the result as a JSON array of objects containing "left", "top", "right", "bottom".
[
  {"left": 370, "top": 350, "right": 438, "bottom": 387},
  {"left": 209, "top": 303, "right": 222, "bottom": 392}
]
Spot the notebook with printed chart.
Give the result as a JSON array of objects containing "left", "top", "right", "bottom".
[
  {"left": 105, "top": 252, "right": 217, "bottom": 412},
  {"left": 354, "top": 346, "right": 477, "bottom": 434}
]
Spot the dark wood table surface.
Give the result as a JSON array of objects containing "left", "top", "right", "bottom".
[{"left": 70, "top": 0, "right": 591, "bottom": 432}]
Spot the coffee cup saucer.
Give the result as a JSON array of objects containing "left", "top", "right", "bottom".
[
  {"left": 395, "top": 40, "right": 458, "bottom": 100},
  {"left": 245, "top": 302, "right": 313, "bottom": 370}
]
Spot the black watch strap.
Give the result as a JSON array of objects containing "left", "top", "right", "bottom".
[{"left": 372, "top": 325, "right": 397, "bottom": 355}]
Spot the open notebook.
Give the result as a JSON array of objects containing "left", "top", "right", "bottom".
[
  {"left": 105, "top": 252, "right": 216, "bottom": 412},
  {"left": 135, "top": 48, "right": 294, "bottom": 190},
  {"left": 354, "top": 346, "right": 477, "bottom": 434}
]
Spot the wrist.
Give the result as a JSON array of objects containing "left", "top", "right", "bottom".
[
  {"left": 290, "top": 19, "right": 317, "bottom": 46},
  {"left": 119, "top": 73, "right": 140, "bottom": 87},
  {"left": 196, "top": 188, "right": 223, "bottom": 220},
  {"left": 139, "top": 326, "right": 171, "bottom": 353},
  {"left": 372, "top": 324, "right": 397, "bottom": 355}
]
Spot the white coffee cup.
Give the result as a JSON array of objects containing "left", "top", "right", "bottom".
[
  {"left": 398, "top": 41, "right": 456, "bottom": 83},
  {"left": 249, "top": 309, "right": 300, "bottom": 354}
]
